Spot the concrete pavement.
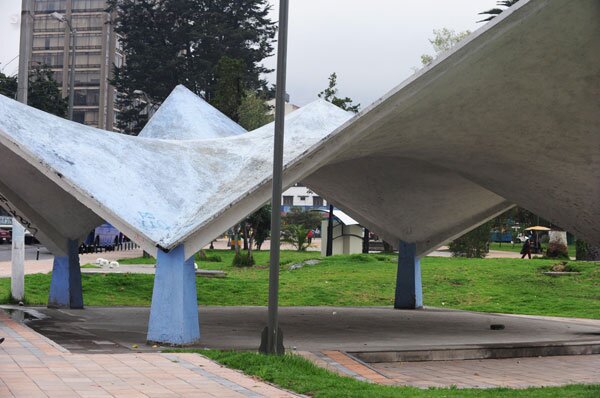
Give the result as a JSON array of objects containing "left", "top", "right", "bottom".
[
  {"left": 0, "top": 310, "right": 300, "bottom": 398},
  {"left": 16, "top": 306, "right": 600, "bottom": 353},
  {"left": 3, "top": 306, "right": 600, "bottom": 390}
]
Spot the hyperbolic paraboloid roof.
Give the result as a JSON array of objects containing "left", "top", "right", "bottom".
[{"left": 0, "top": 0, "right": 598, "bottom": 258}]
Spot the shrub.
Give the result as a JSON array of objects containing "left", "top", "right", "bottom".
[
  {"left": 232, "top": 251, "right": 255, "bottom": 267},
  {"left": 576, "top": 240, "right": 600, "bottom": 261},
  {"left": 449, "top": 222, "right": 491, "bottom": 258},
  {"left": 546, "top": 242, "right": 569, "bottom": 259},
  {"left": 282, "top": 224, "right": 311, "bottom": 251},
  {"left": 196, "top": 250, "right": 223, "bottom": 263}
]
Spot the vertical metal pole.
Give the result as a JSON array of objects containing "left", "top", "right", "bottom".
[
  {"left": 326, "top": 204, "right": 334, "bottom": 256},
  {"left": 12, "top": 0, "right": 33, "bottom": 303},
  {"left": 264, "top": 0, "right": 290, "bottom": 355},
  {"left": 17, "top": 0, "right": 32, "bottom": 104},
  {"left": 68, "top": 25, "right": 76, "bottom": 121}
]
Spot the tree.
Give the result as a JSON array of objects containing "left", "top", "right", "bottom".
[
  {"left": 282, "top": 224, "right": 311, "bottom": 252},
  {"left": 478, "top": 1, "right": 521, "bottom": 23},
  {"left": 212, "top": 56, "right": 245, "bottom": 122},
  {"left": 245, "top": 204, "right": 271, "bottom": 253},
  {"left": 282, "top": 207, "right": 322, "bottom": 231},
  {"left": 281, "top": 207, "right": 322, "bottom": 252},
  {"left": 238, "top": 91, "right": 273, "bottom": 130},
  {"left": 318, "top": 72, "right": 360, "bottom": 113},
  {"left": 0, "top": 73, "right": 17, "bottom": 99},
  {"left": 107, "top": 0, "right": 276, "bottom": 133},
  {"left": 420, "top": 28, "right": 470, "bottom": 66},
  {"left": 449, "top": 222, "right": 492, "bottom": 258},
  {"left": 28, "top": 65, "right": 68, "bottom": 118},
  {"left": 0, "top": 64, "right": 67, "bottom": 118}
]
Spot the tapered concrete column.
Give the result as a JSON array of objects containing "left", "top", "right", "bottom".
[
  {"left": 394, "top": 241, "right": 423, "bottom": 309},
  {"left": 48, "top": 239, "right": 83, "bottom": 309},
  {"left": 147, "top": 244, "right": 200, "bottom": 346}
]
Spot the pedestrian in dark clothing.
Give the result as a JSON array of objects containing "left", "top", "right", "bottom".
[{"left": 521, "top": 238, "right": 532, "bottom": 259}]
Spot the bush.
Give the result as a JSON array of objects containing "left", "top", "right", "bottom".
[
  {"left": 546, "top": 242, "right": 569, "bottom": 259},
  {"left": 449, "top": 222, "right": 491, "bottom": 258},
  {"left": 576, "top": 240, "right": 600, "bottom": 261},
  {"left": 282, "top": 224, "right": 311, "bottom": 251},
  {"left": 232, "top": 251, "right": 255, "bottom": 267},
  {"left": 196, "top": 250, "right": 222, "bottom": 263},
  {"left": 544, "top": 261, "right": 579, "bottom": 272}
]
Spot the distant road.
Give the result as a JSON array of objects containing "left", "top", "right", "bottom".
[{"left": 0, "top": 244, "right": 53, "bottom": 262}]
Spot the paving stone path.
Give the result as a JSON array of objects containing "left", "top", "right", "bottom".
[
  {"left": 304, "top": 350, "right": 600, "bottom": 389},
  {"left": 0, "top": 312, "right": 299, "bottom": 398}
]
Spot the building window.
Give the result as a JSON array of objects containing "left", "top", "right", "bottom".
[
  {"left": 33, "top": 35, "right": 63, "bottom": 50},
  {"left": 31, "top": 52, "right": 64, "bottom": 68},
  {"left": 72, "top": 0, "right": 107, "bottom": 12},
  {"left": 72, "top": 15, "right": 103, "bottom": 31},
  {"left": 74, "top": 89, "right": 100, "bottom": 106},
  {"left": 313, "top": 196, "right": 323, "bottom": 207},
  {"left": 34, "top": 0, "right": 66, "bottom": 12},
  {"left": 72, "top": 110, "right": 85, "bottom": 124},
  {"left": 74, "top": 51, "right": 102, "bottom": 68},
  {"left": 283, "top": 196, "right": 293, "bottom": 206},
  {"left": 74, "top": 70, "right": 100, "bottom": 87},
  {"left": 299, "top": 196, "right": 306, "bottom": 201}
]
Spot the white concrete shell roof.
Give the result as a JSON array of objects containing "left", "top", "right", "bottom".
[
  {"left": 0, "top": 0, "right": 598, "bottom": 258},
  {"left": 138, "top": 85, "right": 247, "bottom": 140}
]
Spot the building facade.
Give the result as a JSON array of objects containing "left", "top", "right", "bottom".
[
  {"left": 29, "top": 0, "right": 121, "bottom": 130},
  {"left": 282, "top": 183, "right": 328, "bottom": 212}
]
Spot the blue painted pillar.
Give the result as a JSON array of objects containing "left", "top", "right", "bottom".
[
  {"left": 394, "top": 241, "right": 423, "bottom": 309},
  {"left": 147, "top": 244, "right": 200, "bottom": 346},
  {"left": 48, "top": 239, "right": 83, "bottom": 309}
]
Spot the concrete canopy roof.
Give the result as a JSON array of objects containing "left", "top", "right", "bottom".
[{"left": 0, "top": 0, "right": 597, "bottom": 258}]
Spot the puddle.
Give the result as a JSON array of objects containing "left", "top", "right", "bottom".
[{"left": 1, "top": 306, "right": 47, "bottom": 322}]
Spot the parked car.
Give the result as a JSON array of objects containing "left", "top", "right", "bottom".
[{"left": 0, "top": 228, "right": 11, "bottom": 244}]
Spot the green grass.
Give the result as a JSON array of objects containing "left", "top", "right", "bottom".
[
  {"left": 171, "top": 350, "right": 600, "bottom": 398},
  {"left": 1, "top": 252, "right": 598, "bottom": 318},
  {"left": 489, "top": 242, "right": 576, "bottom": 257},
  {"left": 117, "top": 249, "right": 320, "bottom": 270}
]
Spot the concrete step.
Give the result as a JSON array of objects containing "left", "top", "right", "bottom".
[{"left": 349, "top": 340, "right": 600, "bottom": 363}]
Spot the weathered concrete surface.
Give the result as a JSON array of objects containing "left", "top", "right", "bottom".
[
  {"left": 0, "top": 0, "right": 598, "bottom": 260},
  {"left": 17, "top": 306, "right": 600, "bottom": 354}
]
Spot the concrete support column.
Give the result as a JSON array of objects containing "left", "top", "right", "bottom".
[
  {"left": 48, "top": 239, "right": 83, "bottom": 309},
  {"left": 394, "top": 241, "right": 423, "bottom": 309},
  {"left": 11, "top": 220, "right": 25, "bottom": 302},
  {"left": 147, "top": 245, "right": 200, "bottom": 346}
]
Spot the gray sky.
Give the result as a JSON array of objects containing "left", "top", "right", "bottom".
[{"left": 0, "top": 0, "right": 499, "bottom": 107}]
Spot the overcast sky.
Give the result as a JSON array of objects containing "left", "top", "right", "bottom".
[{"left": 0, "top": 0, "right": 499, "bottom": 107}]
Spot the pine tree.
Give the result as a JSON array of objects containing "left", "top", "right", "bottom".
[
  {"left": 318, "top": 73, "right": 360, "bottom": 113},
  {"left": 107, "top": 0, "right": 276, "bottom": 133},
  {"left": 0, "top": 64, "right": 67, "bottom": 118}
]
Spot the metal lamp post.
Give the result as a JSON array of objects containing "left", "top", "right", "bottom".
[
  {"left": 51, "top": 11, "right": 76, "bottom": 121},
  {"left": 259, "top": 0, "right": 290, "bottom": 355}
]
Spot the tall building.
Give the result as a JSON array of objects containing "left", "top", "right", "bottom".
[{"left": 28, "top": 0, "right": 122, "bottom": 130}]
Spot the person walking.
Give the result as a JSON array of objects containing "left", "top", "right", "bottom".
[
  {"left": 520, "top": 238, "right": 532, "bottom": 259},
  {"left": 306, "top": 229, "right": 314, "bottom": 244}
]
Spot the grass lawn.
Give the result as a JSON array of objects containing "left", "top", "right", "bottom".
[
  {"left": 171, "top": 350, "right": 600, "bottom": 398},
  {"left": 489, "top": 242, "right": 576, "bottom": 257},
  {"left": 1, "top": 251, "right": 598, "bottom": 318}
]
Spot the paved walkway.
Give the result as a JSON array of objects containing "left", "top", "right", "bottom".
[
  {"left": 0, "top": 311, "right": 299, "bottom": 398},
  {"left": 305, "top": 350, "right": 600, "bottom": 389}
]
